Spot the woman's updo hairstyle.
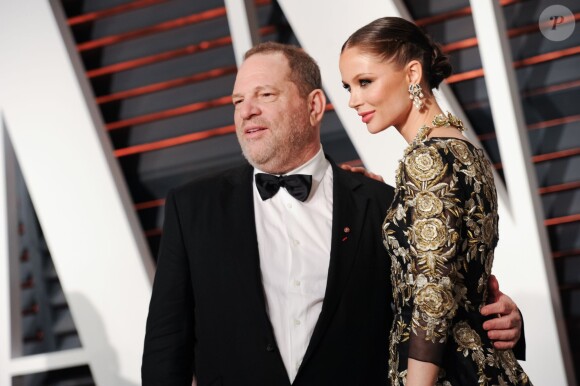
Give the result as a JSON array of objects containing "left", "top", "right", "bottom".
[{"left": 341, "top": 17, "right": 452, "bottom": 90}]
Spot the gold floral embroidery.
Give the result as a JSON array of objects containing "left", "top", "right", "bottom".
[
  {"left": 415, "top": 280, "right": 456, "bottom": 320},
  {"left": 453, "top": 321, "right": 482, "bottom": 354},
  {"left": 395, "top": 203, "right": 406, "bottom": 221},
  {"left": 416, "top": 251, "right": 447, "bottom": 276},
  {"left": 413, "top": 218, "right": 448, "bottom": 251},
  {"left": 481, "top": 213, "right": 496, "bottom": 246},
  {"left": 405, "top": 146, "right": 444, "bottom": 182},
  {"left": 432, "top": 111, "right": 465, "bottom": 132},
  {"left": 415, "top": 191, "right": 444, "bottom": 218},
  {"left": 448, "top": 140, "right": 473, "bottom": 165},
  {"left": 384, "top": 114, "right": 531, "bottom": 385}
]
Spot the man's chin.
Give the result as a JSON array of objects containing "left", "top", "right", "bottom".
[{"left": 242, "top": 150, "right": 275, "bottom": 170}]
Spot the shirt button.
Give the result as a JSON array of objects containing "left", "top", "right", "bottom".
[
  {"left": 294, "top": 319, "right": 301, "bottom": 326},
  {"left": 286, "top": 202, "right": 292, "bottom": 209},
  {"left": 266, "top": 343, "right": 275, "bottom": 352},
  {"left": 293, "top": 280, "right": 301, "bottom": 287},
  {"left": 293, "top": 239, "right": 300, "bottom": 246}
]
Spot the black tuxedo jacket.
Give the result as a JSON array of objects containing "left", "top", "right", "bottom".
[{"left": 142, "top": 160, "right": 395, "bottom": 385}]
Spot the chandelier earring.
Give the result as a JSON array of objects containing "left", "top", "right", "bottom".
[{"left": 408, "top": 83, "right": 424, "bottom": 110}]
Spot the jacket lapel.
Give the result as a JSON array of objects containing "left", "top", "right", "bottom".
[
  {"left": 225, "top": 165, "right": 290, "bottom": 382},
  {"left": 225, "top": 165, "right": 273, "bottom": 328},
  {"left": 300, "top": 162, "right": 370, "bottom": 367}
]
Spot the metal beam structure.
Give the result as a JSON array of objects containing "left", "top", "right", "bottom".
[
  {"left": 470, "top": 1, "right": 574, "bottom": 384},
  {"left": 224, "top": 0, "right": 260, "bottom": 65},
  {"left": 0, "top": 1, "right": 154, "bottom": 384},
  {"left": 0, "top": 118, "right": 19, "bottom": 386},
  {"left": 9, "top": 348, "right": 89, "bottom": 377}
]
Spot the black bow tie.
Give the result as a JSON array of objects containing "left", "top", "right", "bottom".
[{"left": 255, "top": 173, "right": 312, "bottom": 202}]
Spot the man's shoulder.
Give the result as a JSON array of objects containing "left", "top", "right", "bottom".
[
  {"left": 332, "top": 166, "right": 394, "bottom": 211},
  {"left": 335, "top": 165, "right": 394, "bottom": 196},
  {"left": 170, "top": 163, "right": 251, "bottom": 199}
]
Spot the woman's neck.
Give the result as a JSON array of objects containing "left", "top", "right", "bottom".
[{"left": 396, "top": 98, "right": 444, "bottom": 143}]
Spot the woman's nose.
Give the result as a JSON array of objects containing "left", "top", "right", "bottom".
[{"left": 348, "top": 90, "right": 361, "bottom": 109}]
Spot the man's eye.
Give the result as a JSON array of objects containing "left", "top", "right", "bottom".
[{"left": 233, "top": 99, "right": 242, "bottom": 105}]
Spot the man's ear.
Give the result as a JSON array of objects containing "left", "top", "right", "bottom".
[
  {"left": 405, "top": 60, "right": 423, "bottom": 86},
  {"left": 308, "top": 89, "right": 326, "bottom": 126}
]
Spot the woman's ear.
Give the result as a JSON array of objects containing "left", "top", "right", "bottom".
[
  {"left": 406, "top": 60, "right": 423, "bottom": 86},
  {"left": 308, "top": 89, "right": 326, "bottom": 126}
]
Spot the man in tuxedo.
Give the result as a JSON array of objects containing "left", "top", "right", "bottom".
[{"left": 142, "top": 42, "right": 524, "bottom": 386}]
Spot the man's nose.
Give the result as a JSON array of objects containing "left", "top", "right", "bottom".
[{"left": 239, "top": 99, "right": 260, "bottom": 120}]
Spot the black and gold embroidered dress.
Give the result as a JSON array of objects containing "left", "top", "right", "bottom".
[{"left": 383, "top": 130, "right": 531, "bottom": 385}]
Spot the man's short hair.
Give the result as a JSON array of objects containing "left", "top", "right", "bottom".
[{"left": 244, "top": 42, "right": 322, "bottom": 97}]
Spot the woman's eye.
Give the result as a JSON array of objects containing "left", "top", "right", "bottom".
[
  {"left": 342, "top": 83, "right": 351, "bottom": 92},
  {"left": 360, "top": 79, "right": 371, "bottom": 87}
]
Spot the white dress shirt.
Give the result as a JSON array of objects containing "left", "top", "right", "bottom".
[{"left": 253, "top": 147, "right": 333, "bottom": 382}]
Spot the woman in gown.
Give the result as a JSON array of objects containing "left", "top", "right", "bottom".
[{"left": 339, "top": 17, "right": 532, "bottom": 386}]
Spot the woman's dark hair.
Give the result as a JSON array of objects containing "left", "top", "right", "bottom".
[{"left": 341, "top": 17, "right": 452, "bottom": 89}]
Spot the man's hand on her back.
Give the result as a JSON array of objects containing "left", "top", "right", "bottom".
[
  {"left": 481, "top": 275, "right": 522, "bottom": 350},
  {"left": 340, "top": 164, "right": 385, "bottom": 183}
]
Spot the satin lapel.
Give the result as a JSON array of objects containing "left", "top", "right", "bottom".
[
  {"left": 227, "top": 165, "right": 290, "bottom": 382},
  {"left": 226, "top": 166, "right": 271, "bottom": 322},
  {"left": 300, "top": 163, "right": 370, "bottom": 366}
]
